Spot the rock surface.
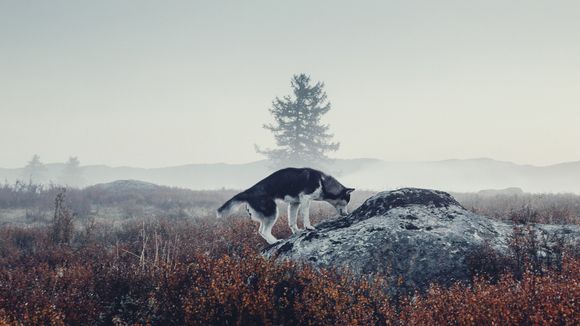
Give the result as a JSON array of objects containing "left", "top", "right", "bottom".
[{"left": 263, "top": 188, "right": 580, "bottom": 293}]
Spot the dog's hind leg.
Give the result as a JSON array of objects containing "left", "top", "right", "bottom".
[
  {"left": 248, "top": 198, "right": 279, "bottom": 244},
  {"left": 288, "top": 203, "right": 300, "bottom": 234},
  {"left": 260, "top": 214, "right": 278, "bottom": 244}
]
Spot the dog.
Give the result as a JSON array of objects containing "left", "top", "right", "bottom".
[{"left": 216, "top": 167, "right": 355, "bottom": 244}]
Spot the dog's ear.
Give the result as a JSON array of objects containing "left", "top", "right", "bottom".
[{"left": 345, "top": 188, "right": 355, "bottom": 194}]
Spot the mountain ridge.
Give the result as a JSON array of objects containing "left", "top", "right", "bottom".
[{"left": 1, "top": 158, "right": 580, "bottom": 193}]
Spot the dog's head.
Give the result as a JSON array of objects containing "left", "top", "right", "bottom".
[
  {"left": 326, "top": 187, "right": 355, "bottom": 216},
  {"left": 321, "top": 176, "right": 355, "bottom": 216}
]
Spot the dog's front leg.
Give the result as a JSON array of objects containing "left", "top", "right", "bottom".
[
  {"left": 288, "top": 203, "right": 300, "bottom": 234},
  {"left": 300, "top": 200, "right": 315, "bottom": 231}
]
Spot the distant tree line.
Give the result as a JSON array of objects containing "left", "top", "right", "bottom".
[{"left": 19, "top": 154, "right": 84, "bottom": 186}]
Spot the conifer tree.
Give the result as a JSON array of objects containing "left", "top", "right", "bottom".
[
  {"left": 23, "top": 154, "right": 45, "bottom": 184},
  {"left": 256, "top": 74, "right": 339, "bottom": 168},
  {"left": 59, "top": 156, "right": 84, "bottom": 187}
]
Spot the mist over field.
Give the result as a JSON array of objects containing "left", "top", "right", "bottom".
[
  {"left": 1, "top": 1, "right": 580, "bottom": 325},
  {"left": 2, "top": 158, "right": 580, "bottom": 193},
  {"left": 2, "top": 2, "right": 579, "bottom": 193}
]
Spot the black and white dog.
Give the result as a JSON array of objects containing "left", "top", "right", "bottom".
[{"left": 217, "top": 167, "right": 355, "bottom": 244}]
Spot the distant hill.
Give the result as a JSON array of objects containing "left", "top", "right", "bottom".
[
  {"left": 1, "top": 158, "right": 580, "bottom": 193},
  {"left": 340, "top": 159, "right": 580, "bottom": 193},
  {"left": 476, "top": 187, "right": 525, "bottom": 197},
  {"left": 87, "top": 179, "right": 162, "bottom": 194}
]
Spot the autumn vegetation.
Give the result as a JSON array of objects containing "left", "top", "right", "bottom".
[{"left": 0, "top": 182, "right": 578, "bottom": 325}]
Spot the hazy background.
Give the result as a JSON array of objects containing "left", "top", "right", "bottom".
[{"left": 1, "top": 1, "right": 579, "bottom": 170}]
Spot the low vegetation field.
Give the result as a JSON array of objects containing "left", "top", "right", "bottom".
[{"left": 0, "top": 181, "right": 578, "bottom": 325}]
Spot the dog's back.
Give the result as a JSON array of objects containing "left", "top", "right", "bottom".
[
  {"left": 216, "top": 167, "right": 322, "bottom": 216},
  {"left": 245, "top": 167, "right": 324, "bottom": 200}
]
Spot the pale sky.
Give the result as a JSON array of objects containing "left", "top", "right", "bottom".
[{"left": 1, "top": 0, "right": 579, "bottom": 168}]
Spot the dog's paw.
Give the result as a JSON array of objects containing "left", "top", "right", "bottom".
[
  {"left": 305, "top": 225, "right": 316, "bottom": 231},
  {"left": 290, "top": 226, "right": 301, "bottom": 234}
]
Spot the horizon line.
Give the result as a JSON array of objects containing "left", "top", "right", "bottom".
[{"left": 1, "top": 157, "right": 579, "bottom": 170}]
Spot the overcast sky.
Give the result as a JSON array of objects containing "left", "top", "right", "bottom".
[{"left": 1, "top": 0, "right": 579, "bottom": 168}]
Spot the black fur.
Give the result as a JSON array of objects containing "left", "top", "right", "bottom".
[{"left": 245, "top": 168, "right": 323, "bottom": 201}]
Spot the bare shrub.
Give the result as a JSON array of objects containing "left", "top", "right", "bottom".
[{"left": 51, "top": 190, "right": 74, "bottom": 246}]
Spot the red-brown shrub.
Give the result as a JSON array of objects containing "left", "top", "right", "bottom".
[{"left": 0, "top": 216, "right": 578, "bottom": 325}]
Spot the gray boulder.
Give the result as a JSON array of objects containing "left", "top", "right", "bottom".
[{"left": 263, "top": 188, "right": 580, "bottom": 293}]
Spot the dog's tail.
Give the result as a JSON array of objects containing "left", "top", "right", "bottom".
[{"left": 216, "top": 193, "right": 247, "bottom": 218}]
